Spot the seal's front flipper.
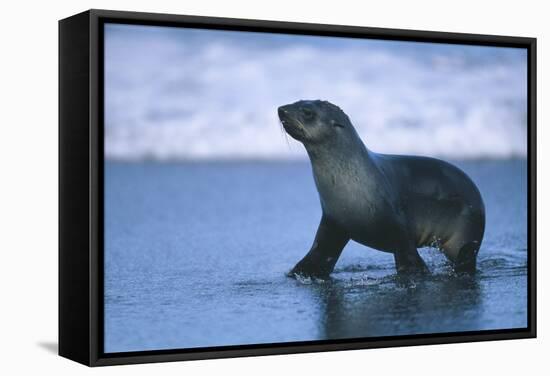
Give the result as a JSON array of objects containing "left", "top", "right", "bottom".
[
  {"left": 288, "top": 215, "right": 349, "bottom": 280},
  {"left": 394, "top": 247, "right": 430, "bottom": 275}
]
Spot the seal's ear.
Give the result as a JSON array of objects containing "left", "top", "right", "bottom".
[{"left": 330, "top": 119, "right": 345, "bottom": 128}]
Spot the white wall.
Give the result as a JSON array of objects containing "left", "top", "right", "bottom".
[{"left": 0, "top": 0, "right": 547, "bottom": 374}]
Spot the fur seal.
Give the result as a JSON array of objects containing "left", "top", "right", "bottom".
[{"left": 278, "top": 100, "right": 485, "bottom": 278}]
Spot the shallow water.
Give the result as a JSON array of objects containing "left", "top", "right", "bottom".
[{"left": 104, "top": 159, "right": 527, "bottom": 353}]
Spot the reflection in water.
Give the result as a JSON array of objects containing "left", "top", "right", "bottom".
[{"left": 307, "top": 273, "right": 482, "bottom": 339}]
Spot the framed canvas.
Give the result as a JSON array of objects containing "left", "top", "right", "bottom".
[{"left": 59, "top": 9, "right": 537, "bottom": 366}]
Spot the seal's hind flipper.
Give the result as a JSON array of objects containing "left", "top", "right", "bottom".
[
  {"left": 453, "top": 241, "right": 480, "bottom": 274},
  {"left": 393, "top": 247, "right": 430, "bottom": 275}
]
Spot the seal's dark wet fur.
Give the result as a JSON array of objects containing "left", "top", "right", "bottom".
[{"left": 278, "top": 100, "right": 485, "bottom": 278}]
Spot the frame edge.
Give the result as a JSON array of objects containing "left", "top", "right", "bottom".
[{"left": 58, "top": 10, "right": 93, "bottom": 366}]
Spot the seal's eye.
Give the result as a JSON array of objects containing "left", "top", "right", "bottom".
[{"left": 301, "top": 107, "right": 314, "bottom": 119}]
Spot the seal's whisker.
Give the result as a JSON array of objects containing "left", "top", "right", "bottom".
[{"left": 279, "top": 120, "right": 291, "bottom": 148}]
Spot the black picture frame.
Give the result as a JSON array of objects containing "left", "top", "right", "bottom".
[{"left": 59, "top": 8, "right": 537, "bottom": 367}]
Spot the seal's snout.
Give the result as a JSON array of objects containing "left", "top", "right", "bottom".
[
  {"left": 278, "top": 105, "right": 295, "bottom": 131},
  {"left": 277, "top": 103, "right": 308, "bottom": 142},
  {"left": 278, "top": 105, "right": 291, "bottom": 121}
]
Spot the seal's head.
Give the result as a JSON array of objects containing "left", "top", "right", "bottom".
[{"left": 278, "top": 100, "right": 354, "bottom": 146}]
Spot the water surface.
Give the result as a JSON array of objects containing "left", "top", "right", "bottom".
[{"left": 104, "top": 160, "right": 527, "bottom": 352}]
